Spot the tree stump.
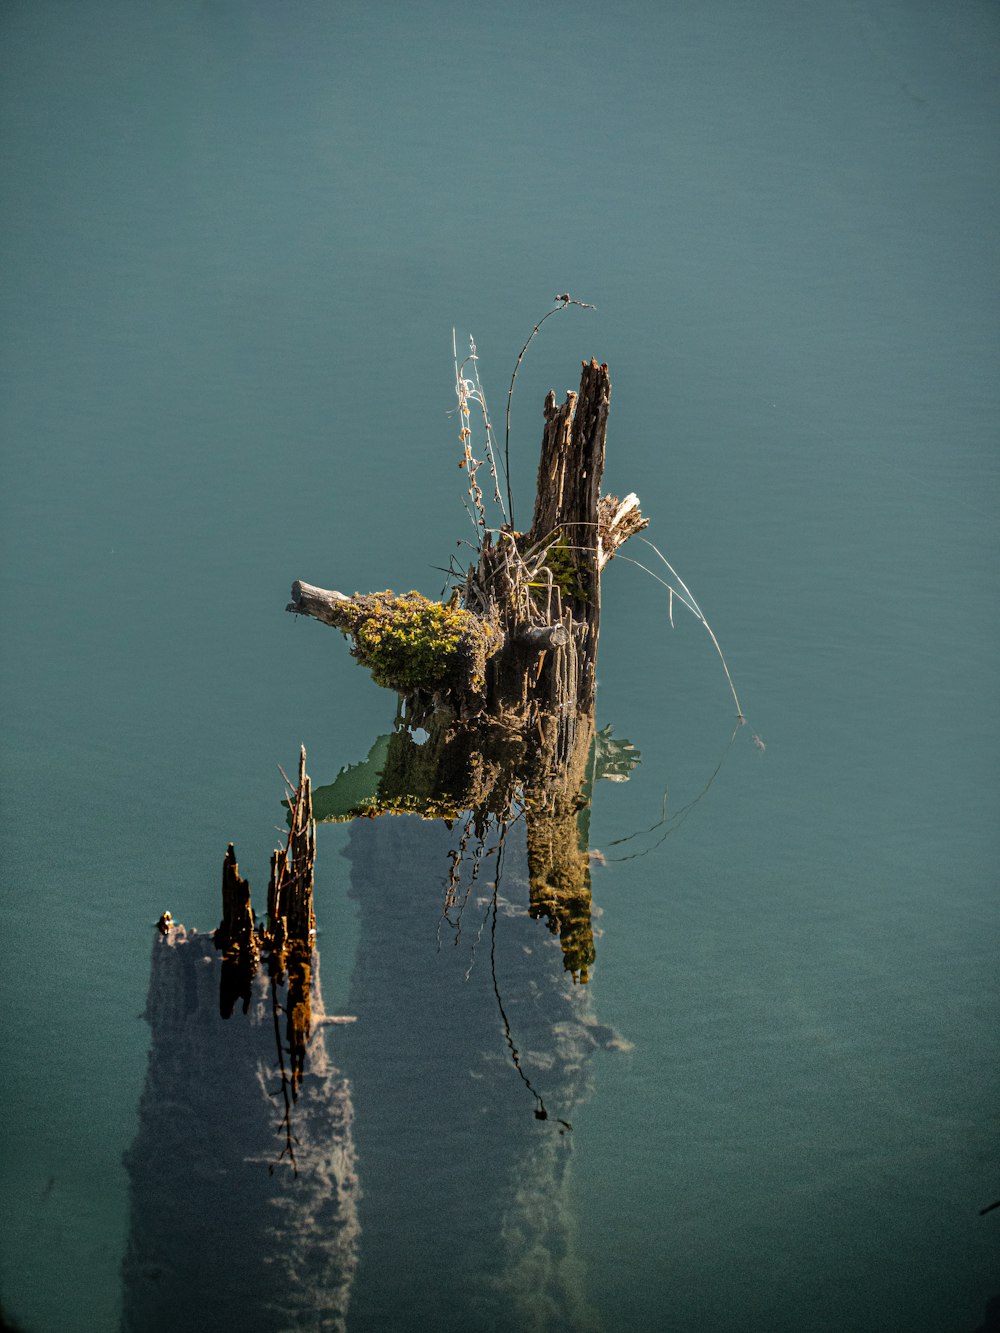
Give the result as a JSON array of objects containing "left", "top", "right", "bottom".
[
  {"left": 285, "top": 359, "right": 648, "bottom": 979},
  {"left": 287, "top": 358, "right": 645, "bottom": 752}
]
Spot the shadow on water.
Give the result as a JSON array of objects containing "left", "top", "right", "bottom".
[
  {"left": 121, "top": 750, "right": 359, "bottom": 1333},
  {"left": 121, "top": 705, "right": 642, "bottom": 1332}
]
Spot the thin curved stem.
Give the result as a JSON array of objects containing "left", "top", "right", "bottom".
[
  {"left": 612, "top": 552, "right": 744, "bottom": 721},
  {"left": 503, "top": 297, "right": 595, "bottom": 529}
]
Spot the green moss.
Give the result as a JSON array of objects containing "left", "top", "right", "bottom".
[
  {"left": 525, "top": 529, "right": 592, "bottom": 605},
  {"left": 333, "top": 590, "right": 499, "bottom": 694}
]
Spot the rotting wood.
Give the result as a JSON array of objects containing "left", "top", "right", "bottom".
[
  {"left": 286, "top": 358, "right": 647, "bottom": 758},
  {"left": 515, "top": 623, "right": 569, "bottom": 649},
  {"left": 287, "top": 580, "right": 351, "bottom": 626},
  {"left": 267, "top": 745, "right": 316, "bottom": 968},
  {"left": 267, "top": 746, "right": 317, "bottom": 1095},
  {"left": 214, "top": 844, "right": 258, "bottom": 1019},
  {"left": 214, "top": 746, "right": 319, "bottom": 1065},
  {"left": 283, "top": 358, "right": 649, "bottom": 980}
]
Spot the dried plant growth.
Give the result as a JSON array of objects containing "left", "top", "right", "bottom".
[
  {"left": 614, "top": 536, "right": 747, "bottom": 723},
  {"left": 453, "top": 331, "right": 508, "bottom": 535}
]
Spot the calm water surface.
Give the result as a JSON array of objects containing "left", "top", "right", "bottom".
[{"left": 1, "top": 2, "right": 998, "bottom": 1330}]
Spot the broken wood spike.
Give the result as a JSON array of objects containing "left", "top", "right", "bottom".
[
  {"left": 215, "top": 750, "right": 318, "bottom": 1016},
  {"left": 597, "top": 492, "right": 649, "bottom": 570},
  {"left": 215, "top": 842, "right": 259, "bottom": 1019}
]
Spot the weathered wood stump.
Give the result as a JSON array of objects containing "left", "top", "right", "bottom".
[
  {"left": 286, "top": 359, "right": 647, "bottom": 755},
  {"left": 286, "top": 361, "right": 648, "bottom": 979}
]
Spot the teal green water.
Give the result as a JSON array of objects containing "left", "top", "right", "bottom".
[{"left": 2, "top": 2, "right": 998, "bottom": 1329}]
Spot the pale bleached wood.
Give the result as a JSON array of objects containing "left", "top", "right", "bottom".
[{"left": 287, "top": 580, "right": 351, "bottom": 626}]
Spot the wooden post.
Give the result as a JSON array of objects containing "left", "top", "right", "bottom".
[
  {"left": 215, "top": 843, "right": 259, "bottom": 1018},
  {"left": 525, "top": 359, "right": 610, "bottom": 713},
  {"left": 268, "top": 746, "right": 316, "bottom": 956},
  {"left": 214, "top": 749, "right": 318, "bottom": 1063}
]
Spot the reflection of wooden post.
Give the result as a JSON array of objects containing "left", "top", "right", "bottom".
[
  {"left": 525, "top": 714, "right": 597, "bottom": 982},
  {"left": 346, "top": 709, "right": 599, "bottom": 980}
]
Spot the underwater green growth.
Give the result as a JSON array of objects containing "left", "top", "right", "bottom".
[
  {"left": 334, "top": 590, "right": 499, "bottom": 694},
  {"left": 343, "top": 792, "right": 467, "bottom": 822}
]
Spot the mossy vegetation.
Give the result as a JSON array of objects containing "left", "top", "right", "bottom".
[
  {"left": 531, "top": 528, "right": 592, "bottom": 604},
  {"left": 331, "top": 590, "right": 500, "bottom": 694}
]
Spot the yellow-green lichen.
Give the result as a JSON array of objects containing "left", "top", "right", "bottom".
[{"left": 333, "top": 590, "right": 499, "bottom": 694}]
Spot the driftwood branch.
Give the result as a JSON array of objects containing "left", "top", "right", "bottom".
[
  {"left": 286, "top": 586, "right": 569, "bottom": 653},
  {"left": 287, "top": 580, "right": 350, "bottom": 626}
]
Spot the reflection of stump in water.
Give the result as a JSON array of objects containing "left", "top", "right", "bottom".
[
  {"left": 294, "top": 358, "right": 645, "bottom": 1002},
  {"left": 122, "top": 931, "right": 359, "bottom": 1333},
  {"left": 524, "top": 703, "right": 599, "bottom": 984},
  {"left": 313, "top": 708, "right": 641, "bottom": 986},
  {"left": 341, "top": 814, "right": 628, "bottom": 1333}
]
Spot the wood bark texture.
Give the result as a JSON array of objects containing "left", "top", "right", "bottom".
[
  {"left": 285, "top": 358, "right": 647, "bottom": 756},
  {"left": 287, "top": 580, "right": 350, "bottom": 625}
]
